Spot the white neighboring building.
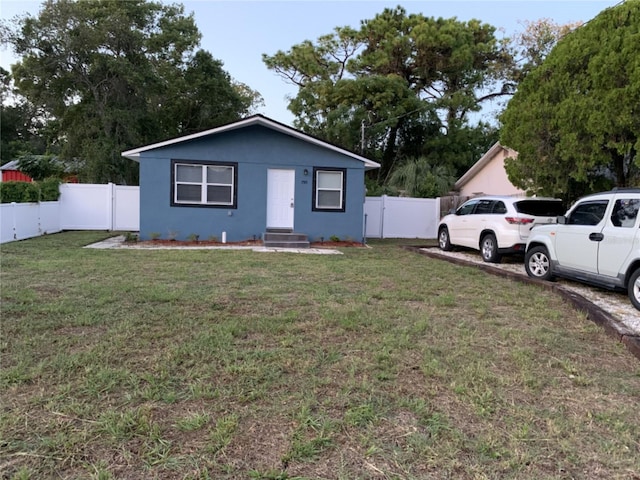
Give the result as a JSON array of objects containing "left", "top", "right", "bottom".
[{"left": 455, "top": 142, "right": 525, "bottom": 197}]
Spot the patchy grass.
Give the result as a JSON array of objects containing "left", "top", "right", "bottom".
[{"left": 1, "top": 231, "right": 639, "bottom": 479}]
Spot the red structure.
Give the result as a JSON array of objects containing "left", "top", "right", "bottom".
[
  {"left": 0, "top": 160, "right": 34, "bottom": 183},
  {"left": 1, "top": 170, "right": 33, "bottom": 182},
  {"left": 0, "top": 159, "right": 79, "bottom": 183}
]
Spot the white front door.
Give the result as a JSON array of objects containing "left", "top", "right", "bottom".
[{"left": 267, "top": 169, "right": 295, "bottom": 230}]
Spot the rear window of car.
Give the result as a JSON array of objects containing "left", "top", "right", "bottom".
[{"left": 514, "top": 200, "right": 565, "bottom": 216}]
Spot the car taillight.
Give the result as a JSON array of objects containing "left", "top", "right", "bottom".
[{"left": 505, "top": 217, "right": 534, "bottom": 225}]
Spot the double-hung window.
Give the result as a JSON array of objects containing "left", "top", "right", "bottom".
[
  {"left": 172, "top": 160, "right": 237, "bottom": 208},
  {"left": 313, "top": 168, "right": 346, "bottom": 212}
]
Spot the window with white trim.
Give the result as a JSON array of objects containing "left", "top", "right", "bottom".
[
  {"left": 313, "top": 168, "right": 345, "bottom": 211},
  {"left": 172, "top": 160, "right": 237, "bottom": 207}
]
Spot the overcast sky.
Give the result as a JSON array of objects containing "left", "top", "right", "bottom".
[{"left": 0, "top": 0, "right": 621, "bottom": 126}]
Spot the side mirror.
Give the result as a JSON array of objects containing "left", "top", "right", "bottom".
[
  {"left": 557, "top": 215, "right": 567, "bottom": 224},
  {"left": 449, "top": 208, "right": 457, "bottom": 215}
]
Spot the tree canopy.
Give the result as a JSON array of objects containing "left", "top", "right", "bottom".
[
  {"left": 0, "top": 67, "right": 50, "bottom": 165},
  {"left": 387, "top": 156, "right": 457, "bottom": 197},
  {"left": 263, "top": 6, "right": 509, "bottom": 185},
  {"left": 2, "top": 0, "right": 261, "bottom": 184},
  {"left": 500, "top": 1, "right": 640, "bottom": 201}
]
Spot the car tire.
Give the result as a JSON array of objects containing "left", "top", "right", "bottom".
[
  {"left": 628, "top": 268, "right": 640, "bottom": 311},
  {"left": 480, "top": 233, "right": 501, "bottom": 263},
  {"left": 525, "top": 246, "right": 554, "bottom": 281},
  {"left": 438, "top": 227, "right": 453, "bottom": 251}
]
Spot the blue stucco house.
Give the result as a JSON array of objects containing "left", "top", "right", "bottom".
[{"left": 122, "top": 115, "right": 380, "bottom": 246}]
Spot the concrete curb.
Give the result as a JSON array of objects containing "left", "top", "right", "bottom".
[{"left": 403, "top": 245, "right": 640, "bottom": 362}]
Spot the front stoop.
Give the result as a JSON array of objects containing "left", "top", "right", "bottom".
[{"left": 263, "top": 229, "right": 310, "bottom": 248}]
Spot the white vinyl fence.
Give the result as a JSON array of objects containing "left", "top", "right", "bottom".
[
  {"left": 1, "top": 186, "right": 438, "bottom": 244},
  {"left": 0, "top": 201, "right": 61, "bottom": 243},
  {"left": 1, "top": 183, "right": 139, "bottom": 243},
  {"left": 365, "top": 195, "right": 440, "bottom": 239},
  {"left": 58, "top": 183, "right": 139, "bottom": 231}
]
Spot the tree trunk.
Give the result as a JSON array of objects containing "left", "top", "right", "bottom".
[{"left": 380, "top": 125, "right": 399, "bottom": 183}]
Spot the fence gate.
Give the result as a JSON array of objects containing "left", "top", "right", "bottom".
[
  {"left": 365, "top": 195, "right": 440, "bottom": 239},
  {"left": 59, "top": 183, "right": 139, "bottom": 231}
]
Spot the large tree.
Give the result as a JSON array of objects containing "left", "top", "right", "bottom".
[
  {"left": 2, "top": 0, "right": 260, "bottom": 184},
  {"left": 387, "top": 156, "right": 457, "bottom": 197},
  {"left": 504, "top": 18, "right": 581, "bottom": 85},
  {"left": 500, "top": 1, "right": 640, "bottom": 201},
  {"left": 263, "top": 6, "right": 509, "bottom": 184},
  {"left": 0, "top": 67, "right": 51, "bottom": 165}
]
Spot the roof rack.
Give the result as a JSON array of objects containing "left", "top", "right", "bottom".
[{"left": 611, "top": 187, "right": 640, "bottom": 192}]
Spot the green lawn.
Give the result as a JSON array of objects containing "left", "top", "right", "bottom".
[{"left": 1, "top": 231, "right": 639, "bottom": 480}]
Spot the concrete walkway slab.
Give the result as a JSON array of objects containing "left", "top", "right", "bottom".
[{"left": 84, "top": 235, "right": 343, "bottom": 255}]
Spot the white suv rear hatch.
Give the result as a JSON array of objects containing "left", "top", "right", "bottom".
[{"left": 513, "top": 199, "right": 565, "bottom": 240}]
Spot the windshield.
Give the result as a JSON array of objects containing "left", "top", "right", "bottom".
[{"left": 514, "top": 200, "right": 565, "bottom": 216}]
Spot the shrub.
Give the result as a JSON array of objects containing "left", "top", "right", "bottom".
[
  {"left": 0, "top": 182, "right": 23, "bottom": 203},
  {"left": 0, "top": 181, "right": 38, "bottom": 203},
  {"left": 39, "top": 178, "right": 62, "bottom": 201},
  {"left": 0, "top": 179, "right": 61, "bottom": 203}
]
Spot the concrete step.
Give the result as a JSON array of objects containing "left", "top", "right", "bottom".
[
  {"left": 263, "top": 240, "right": 311, "bottom": 249},
  {"left": 263, "top": 231, "right": 310, "bottom": 248},
  {"left": 263, "top": 232, "right": 309, "bottom": 242}
]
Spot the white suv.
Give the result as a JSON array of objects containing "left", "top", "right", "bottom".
[
  {"left": 524, "top": 189, "right": 640, "bottom": 310},
  {"left": 438, "top": 196, "right": 565, "bottom": 263}
]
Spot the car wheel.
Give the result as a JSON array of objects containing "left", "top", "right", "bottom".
[
  {"left": 525, "top": 246, "right": 554, "bottom": 281},
  {"left": 628, "top": 268, "right": 640, "bottom": 311},
  {"left": 480, "top": 233, "right": 501, "bottom": 263},
  {"left": 438, "top": 227, "right": 453, "bottom": 251}
]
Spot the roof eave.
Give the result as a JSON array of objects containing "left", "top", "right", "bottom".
[
  {"left": 122, "top": 152, "right": 141, "bottom": 162},
  {"left": 454, "top": 142, "right": 511, "bottom": 190}
]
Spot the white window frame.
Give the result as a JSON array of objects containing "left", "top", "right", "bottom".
[
  {"left": 172, "top": 161, "right": 236, "bottom": 208},
  {"left": 313, "top": 168, "right": 345, "bottom": 211}
]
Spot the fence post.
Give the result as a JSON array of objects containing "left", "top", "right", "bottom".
[
  {"left": 107, "top": 182, "right": 115, "bottom": 231},
  {"left": 363, "top": 213, "right": 367, "bottom": 245},
  {"left": 380, "top": 195, "right": 386, "bottom": 239},
  {"left": 11, "top": 202, "right": 17, "bottom": 240},
  {"left": 37, "top": 201, "right": 42, "bottom": 235}
]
